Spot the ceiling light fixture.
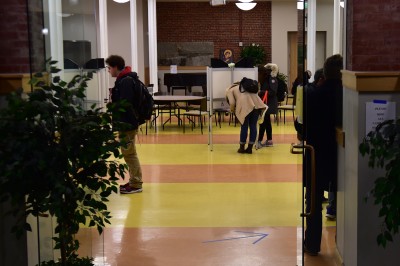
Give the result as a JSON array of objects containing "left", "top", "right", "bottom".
[
  {"left": 297, "top": 1, "right": 304, "bottom": 10},
  {"left": 236, "top": 2, "right": 257, "bottom": 11},
  {"left": 113, "top": 0, "right": 130, "bottom": 3},
  {"left": 340, "top": 1, "right": 344, "bottom": 8},
  {"left": 57, "top": 13, "right": 74, "bottom": 18},
  {"left": 238, "top": 0, "right": 254, "bottom": 3}
]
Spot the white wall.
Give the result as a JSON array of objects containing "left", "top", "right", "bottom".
[
  {"left": 316, "top": 1, "right": 334, "bottom": 58},
  {"left": 271, "top": 1, "right": 298, "bottom": 78},
  {"left": 106, "top": 0, "right": 148, "bottom": 86},
  {"left": 107, "top": 0, "right": 132, "bottom": 69},
  {"left": 272, "top": 1, "right": 334, "bottom": 80}
]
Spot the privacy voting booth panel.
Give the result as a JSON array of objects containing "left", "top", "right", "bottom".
[
  {"left": 207, "top": 67, "right": 257, "bottom": 150},
  {"left": 207, "top": 67, "right": 258, "bottom": 111},
  {"left": 232, "top": 68, "right": 258, "bottom": 85}
]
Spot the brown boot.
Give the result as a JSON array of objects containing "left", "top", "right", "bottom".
[
  {"left": 245, "top": 144, "right": 253, "bottom": 154},
  {"left": 237, "top": 144, "right": 246, "bottom": 153}
]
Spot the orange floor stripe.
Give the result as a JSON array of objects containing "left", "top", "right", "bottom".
[{"left": 140, "top": 164, "right": 302, "bottom": 183}]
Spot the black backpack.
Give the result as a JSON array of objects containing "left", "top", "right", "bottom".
[
  {"left": 131, "top": 76, "right": 154, "bottom": 125},
  {"left": 277, "top": 78, "right": 288, "bottom": 102},
  {"left": 239, "top": 77, "right": 259, "bottom": 94}
]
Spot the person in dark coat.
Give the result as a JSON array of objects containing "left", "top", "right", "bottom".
[
  {"left": 256, "top": 63, "right": 279, "bottom": 149},
  {"left": 303, "top": 54, "right": 343, "bottom": 256},
  {"left": 106, "top": 55, "right": 143, "bottom": 194}
]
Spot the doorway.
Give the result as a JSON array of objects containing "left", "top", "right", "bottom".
[{"left": 288, "top": 31, "right": 327, "bottom": 90}]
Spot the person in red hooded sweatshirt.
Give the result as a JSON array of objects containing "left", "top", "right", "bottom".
[{"left": 106, "top": 55, "right": 143, "bottom": 194}]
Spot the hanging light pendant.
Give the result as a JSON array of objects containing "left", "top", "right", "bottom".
[{"left": 236, "top": 0, "right": 257, "bottom": 11}]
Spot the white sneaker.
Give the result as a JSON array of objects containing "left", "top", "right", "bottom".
[{"left": 262, "top": 140, "right": 274, "bottom": 147}]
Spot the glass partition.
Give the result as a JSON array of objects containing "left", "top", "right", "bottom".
[
  {"left": 28, "top": 0, "right": 105, "bottom": 110},
  {"left": 26, "top": 1, "right": 104, "bottom": 265}
]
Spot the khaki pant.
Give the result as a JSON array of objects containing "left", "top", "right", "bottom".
[{"left": 119, "top": 130, "right": 143, "bottom": 189}]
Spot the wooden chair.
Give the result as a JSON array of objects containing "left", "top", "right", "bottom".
[
  {"left": 277, "top": 93, "right": 295, "bottom": 124},
  {"left": 185, "top": 91, "right": 203, "bottom": 111},
  {"left": 183, "top": 97, "right": 208, "bottom": 134},
  {"left": 171, "top": 86, "right": 187, "bottom": 95}
]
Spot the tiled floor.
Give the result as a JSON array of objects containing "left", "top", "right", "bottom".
[{"left": 77, "top": 114, "right": 337, "bottom": 266}]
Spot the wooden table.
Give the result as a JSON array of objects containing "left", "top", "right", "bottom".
[{"left": 153, "top": 95, "right": 205, "bottom": 128}]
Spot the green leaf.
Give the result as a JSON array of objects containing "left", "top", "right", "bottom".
[
  {"left": 50, "top": 66, "right": 61, "bottom": 73},
  {"left": 53, "top": 76, "right": 60, "bottom": 83},
  {"left": 34, "top": 72, "right": 44, "bottom": 78}
]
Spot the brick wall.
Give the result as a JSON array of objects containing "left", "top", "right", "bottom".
[
  {"left": 347, "top": 0, "right": 400, "bottom": 71},
  {"left": 157, "top": 2, "right": 271, "bottom": 64},
  {"left": 0, "top": 0, "right": 30, "bottom": 73}
]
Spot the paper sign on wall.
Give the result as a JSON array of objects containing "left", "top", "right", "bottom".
[
  {"left": 170, "top": 65, "right": 177, "bottom": 74},
  {"left": 365, "top": 100, "right": 396, "bottom": 134}
]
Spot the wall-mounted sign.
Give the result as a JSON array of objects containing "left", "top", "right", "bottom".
[
  {"left": 170, "top": 65, "right": 177, "bottom": 74},
  {"left": 365, "top": 100, "right": 396, "bottom": 134}
]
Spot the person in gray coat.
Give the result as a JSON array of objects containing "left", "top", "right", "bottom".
[
  {"left": 256, "top": 63, "right": 279, "bottom": 149},
  {"left": 226, "top": 80, "right": 267, "bottom": 154}
]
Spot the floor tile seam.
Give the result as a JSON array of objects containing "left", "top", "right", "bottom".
[
  {"left": 141, "top": 163, "right": 300, "bottom": 166},
  {"left": 139, "top": 162, "right": 302, "bottom": 166},
  {"left": 104, "top": 225, "right": 304, "bottom": 229},
  {"left": 137, "top": 141, "right": 299, "bottom": 144},
  {"left": 140, "top": 182, "right": 302, "bottom": 185},
  {"left": 142, "top": 181, "right": 300, "bottom": 183},
  {"left": 140, "top": 163, "right": 302, "bottom": 166},
  {"left": 140, "top": 133, "right": 298, "bottom": 136},
  {"left": 102, "top": 224, "right": 336, "bottom": 229},
  {"left": 101, "top": 226, "right": 300, "bottom": 229}
]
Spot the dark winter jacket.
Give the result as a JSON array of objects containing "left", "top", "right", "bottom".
[
  {"left": 304, "top": 79, "right": 342, "bottom": 191},
  {"left": 260, "top": 76, "right": 278, "bottom": 114},
  {"left": 111, "top": 66, "right": 141, "bottom": 130}
]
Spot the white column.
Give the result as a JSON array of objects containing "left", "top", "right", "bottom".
[
  {"left": 307, "top": 0, "right": 316, "bottom": 81},
  {"left": 48, "top": 0, "right": 64, "bottom": 75},
  {"left": 130, "top": 0, "right": 139, "bottom": 72},
  {"left": 148, "top": 0, "right": 158, "bottom": 92},
  {"left": 333, "top": 0, "right": 341, "bottom": 54},
  {"left": 98, "top": 0, "right": 109, "bottom": 108}
]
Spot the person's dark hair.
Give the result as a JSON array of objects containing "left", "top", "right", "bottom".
[
  {"left": 323, "top": 54, "right": 343, "bottom": 80},
  {"left": 313, "top": 68, "right": 324, "bottom": 84},
  {"left": 106, "top": 55, "right": 125, "bottom": 71}
]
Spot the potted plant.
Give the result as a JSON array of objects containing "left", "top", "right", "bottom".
[
  {"left": 0, "top": 59, "right": 128, "bottom": 265},
  {"left": 240, "top": 43, "right": 266, "bottom": 66},
  {"left": 359, "top": 118, "right": 400, "bottom": 247}
]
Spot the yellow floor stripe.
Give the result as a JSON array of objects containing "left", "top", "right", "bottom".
[
  {"left": 134, "top": 143, "right": 302, "bottom": 165},
  {"left": 106, "top": 183, "right": 334, "bottom": 228}
]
